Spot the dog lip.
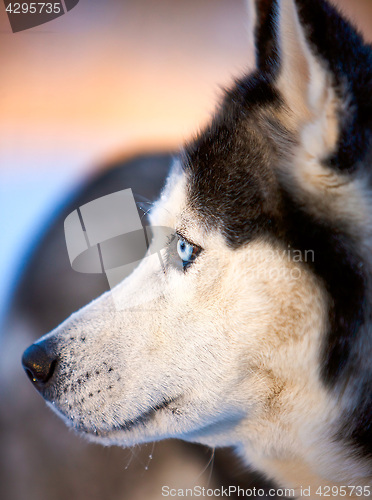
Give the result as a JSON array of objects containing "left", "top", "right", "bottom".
[
  {"left": 117, "top": 396, "right": 179, "bottom": 432},
  {"left": 77, "top": 395, "right": 180, "bottom": 437}
]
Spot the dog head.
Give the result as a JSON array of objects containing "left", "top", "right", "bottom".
[{"left": 22, "top": 0, "right": 372, "bottom": 487}]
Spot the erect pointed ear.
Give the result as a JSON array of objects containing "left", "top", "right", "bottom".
[
  {"left": 251, "top": 0, "right": 339, "bottom": 160},
  {"left": 275, "top": 0, "right": 333, "bottom": 127}
]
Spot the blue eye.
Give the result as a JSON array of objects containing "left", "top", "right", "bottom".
[{"left": 176, "top": 236, "right": 200, "bottom": 269}]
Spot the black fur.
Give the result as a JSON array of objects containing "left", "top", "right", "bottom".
[
  {"left": 183, "top": 73, "right": 285, "bottom": 247},
  {"left": 255, "top": 0, "right": 279, "bottom": 74},
  {"left": 183, "top": 0, "right": 372, "bottom": 460}
]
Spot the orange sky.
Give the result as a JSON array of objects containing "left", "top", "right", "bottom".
[
  {"left": 0, "top": 0, "right": 251, "bottom": 174},
  {"left": 0, "top": 0, "right": 371, "bottom": 174}
]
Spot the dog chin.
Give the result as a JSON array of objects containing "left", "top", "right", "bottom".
[
  {"left": 68, "top": 416, "right": 176, "bottom": 448},
  {"left": 45, "top": 392, "right": 241, "bottom": 450},
  {"left": 46, "top": 395, "right": 182, "bottom": 446}
]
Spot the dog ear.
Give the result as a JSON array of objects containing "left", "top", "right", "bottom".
[
  {"left": 251, "top": 0, "right": 372, "bottom": 176},
  {"left": 248, "top": 0, "right": 348, "bottom": 191},
  {"left": 254, "top": 0, "right": 339, "bottom": 158}
]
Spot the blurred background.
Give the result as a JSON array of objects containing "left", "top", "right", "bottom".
[{"left": 1, "top": 1, "right": 372, "bottom": 499}]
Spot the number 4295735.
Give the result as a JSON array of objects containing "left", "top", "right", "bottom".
[{"left": 5, "top": 3, "right": 62, "bottom": 14}]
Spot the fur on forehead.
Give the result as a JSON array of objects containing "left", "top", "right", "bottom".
[{"left": 182, "top": 78, "right": 288, "bottom": 248}]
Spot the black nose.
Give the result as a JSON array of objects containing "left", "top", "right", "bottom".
[{"left": 22, "top": 343, "right": 57, "bottom": 385}]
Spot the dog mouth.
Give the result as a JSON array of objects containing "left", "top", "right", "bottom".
[{"left": 71, "top": 395, "right": 180, "bottom": 438}]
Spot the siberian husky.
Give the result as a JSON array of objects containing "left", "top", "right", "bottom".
[{"left": 22, "top": 0, "right": 372, "bottom": 496}]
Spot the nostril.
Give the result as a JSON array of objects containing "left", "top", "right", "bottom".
[
  {"left": 25, "top": 367, "right": 36, "bottom": 383},
  {"left": 22, "top": 344, "right": 57, "bottom": 385}
]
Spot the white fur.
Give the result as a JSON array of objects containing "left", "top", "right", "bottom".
[{"left": 39, "top": 163, "right": 367, "bottom": 497}]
